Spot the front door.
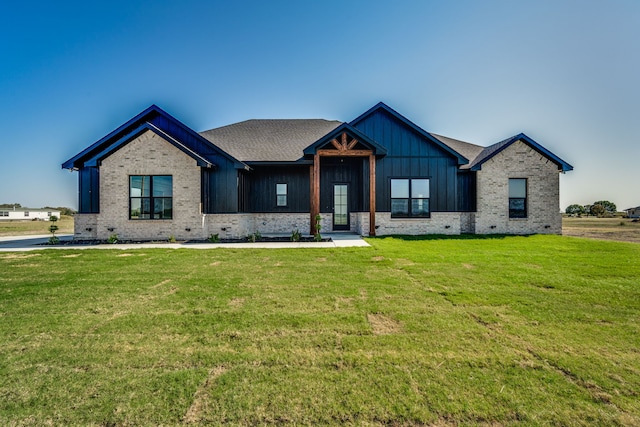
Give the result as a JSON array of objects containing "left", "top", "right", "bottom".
[{"left": 333, "top": 184, "right": 349, "bottom": 230}]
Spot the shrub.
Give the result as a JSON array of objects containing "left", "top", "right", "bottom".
[
  {"left": 47, "top": 215, "right": 59, "bottom": 245},
  {"left": 247, "top": 231, "right": 262, "bottom": 243},
  {"left": 314, "top": 214, "right": 322, "bottom": 242}
]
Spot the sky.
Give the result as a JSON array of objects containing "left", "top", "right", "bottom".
[{"left": 1, "top": 0, "right": 638, "bottom": 211}]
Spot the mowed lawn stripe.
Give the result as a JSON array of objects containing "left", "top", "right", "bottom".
[{"left": 1, "top": 235, "right": 639, "bottom": 425}]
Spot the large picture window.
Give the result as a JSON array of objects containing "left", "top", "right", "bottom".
[
  {"left": 391, "top": 178, "right": 430, "bottom": 218},
  {"left": 509, "top": 178, "right": 527, "bottom": 218},
  {"left": 130, "top": 175, "right": 173, "bottom": 220}
]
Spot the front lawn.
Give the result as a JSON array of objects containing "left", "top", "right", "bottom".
[
  {"left": 1, "top": 235, "right": 639, "bottom": 425},
  {"left": 0, "top": 215, "right": 74, "bottom": 237}
]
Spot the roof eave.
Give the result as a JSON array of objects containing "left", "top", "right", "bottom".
[
  {"left": 62, "top": 104, "right": 248, "bottom": 171},
  {"left": 470, "top": 133, "right": 573, "bottom": 172},
  {"left": 303, "top": 123, "right": 388, "bottom": 156}
]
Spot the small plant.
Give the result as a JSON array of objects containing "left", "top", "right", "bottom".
[
  {"left": 314, "top": 214, "right": 322, "bottom": 242},
  {"left": 107, "top": 233, "right": 118, "bottom": 244},
  {"left": 247, "top": 231, "right": 262, "bottom": 243},
  {"left": 290, "top": 229, "right": 302, "bottom": 242},
  {"left": 207, "top": 233, "right": 220, "bottom": 243},
  {"left": 619, "top": 221, "right": 626, "bottom": 226},
  {"left": 168, "top": 234, "right": 177, "bottom": 243},
  {"left": 47, "top": 215, "right": 60, "bottom": 245}
]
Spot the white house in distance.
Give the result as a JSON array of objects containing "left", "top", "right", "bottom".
[
  {"left": 625, "top": 206, "right": 640, "bottom": 218},
  {"left": 0, "top": 208, "right": 61, "bottom": 221}
]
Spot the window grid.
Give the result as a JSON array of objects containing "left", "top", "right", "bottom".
[
  {"left": 130, "top": 175, "right": 173, "bottom": 220},
  {"left": 391, "top": 178, "right": 430, "bottom": 218},
  {"left": 276, "top": 183, "right": 287, "bottom": 207}
]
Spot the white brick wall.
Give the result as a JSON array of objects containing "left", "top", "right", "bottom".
[
  {"left": 203, "top": 213, "right": 310, "bottom": 239},
  {"left": 73, "top": 214, "right": 98, "bottom": 239},
  {"left": 374, "top": 212, "right": 461, "bottom": 236},
  {"left": 77, "top": 130, "right": 204, "bottom": 241},
  {"left": 474, "top": 140, "right": 562, "bottom": 234}
]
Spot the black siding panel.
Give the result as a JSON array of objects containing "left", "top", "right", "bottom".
[
  {"left": 79, "top": 167, "right": 99, "bottom": 213},
  {"left": 247, "top": 165, "right": 310, "bottom": 212},
  {"left": 202, "top": 158, "right": 239, "bottom": 213},
  {"left": 354, "top": 109, "right": 461, "bottom": 212},
  {"left": 457, "top": 171, "right": 477, "bottom": 212},
  {"left": 375, "top": 156, "right": 458, "bottom": 212}
]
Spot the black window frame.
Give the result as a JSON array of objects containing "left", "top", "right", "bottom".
[
  {"left": 129, "top": 175, "right": 173, "bottom": 220},
  {"left": 509, "top": 178, "right": 527, "bottom": 219},
  {"left": 276, "top": 183, "right": 287, "bottom": 207},
  {"left": 390, "top": 178, "right": 431, "bottom": 218}
]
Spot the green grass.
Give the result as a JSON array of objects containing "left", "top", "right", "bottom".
[
  {"left": 0, "top": 215, "right": 74, "bottom": 237},
  {"left": 1, "top": 235, "right": 639, "bottom": 425}
]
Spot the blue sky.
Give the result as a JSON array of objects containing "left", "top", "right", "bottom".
[{"left": 1, "top": 0, "right": 638, "bottom": 210}]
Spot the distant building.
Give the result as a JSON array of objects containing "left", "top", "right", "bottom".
[
  {"left": 0, "top": 208, "right": 61, "bottom": 221},
  {"left": 62, "top": 102, "right": 573, "bottom": 241},
  {"left": 625, "top": 207, "right": 640, "bottom": 218}
]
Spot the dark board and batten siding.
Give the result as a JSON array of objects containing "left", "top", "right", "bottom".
[
  {"left": 202, "top": 159, "right": 239, "bottom": 214},
  {"left": 79, "top": 167, "right": 100, "bottom": 213},
  {"left": 245, "top": 165, "right": 311, "bottom": 213},
  {"left": 353, "top": 109, "right": 462, "bottom": 212},
  {"left": 457, "top": 172, "right": 477, "bottom": 212}
]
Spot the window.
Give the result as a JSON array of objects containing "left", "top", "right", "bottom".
[
  {"left": 24, "top": 211, "right": 29, "bottom": 217},
  {"left": 0, "top": 211, "right": 8, "bottom": 217},
  {"left": 509, "top": 178, "right": 527, "bottom": 218},
  {"left": 130, "top": 175, "right": 173, "bottom": 220},
  {"left": 391, "top": 178, "right": 430, "bottom": 218},
  {"left": 276, "top": 183, "right": 287, "bottom": 207}
]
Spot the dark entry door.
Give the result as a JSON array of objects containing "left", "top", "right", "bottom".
[{"left": 333, "top": 184, "right": 349, "bottom": 230}]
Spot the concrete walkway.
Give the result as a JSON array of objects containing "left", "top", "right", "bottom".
[{"left": 0, "top": 233, "right": 370, "bottom": 251}]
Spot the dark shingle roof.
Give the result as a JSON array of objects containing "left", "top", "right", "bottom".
[
  {"left": 199, "top": 119, "right": 342, "bottom": 162},
  {"left": 429, "top": 133, "right": 483, "bottom": 168}
]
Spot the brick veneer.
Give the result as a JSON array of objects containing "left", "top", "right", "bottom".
[
  {"left": 76, "top": 130, "right": 203, "bottom": 240},
  {"left": 474, "top": 140, "right": 561, "bottom": 234}
]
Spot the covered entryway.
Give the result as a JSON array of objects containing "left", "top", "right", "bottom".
[{"left": 303, "top": 124, "right": 387, "bottom": 236}]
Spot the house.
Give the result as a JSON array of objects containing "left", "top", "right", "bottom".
[
  {"left": 62, "top": 102, "right": 573, "bottom": 240},
  {"left": 0, "top": 208, "right": 61, "bottom": 221},
  {"left": 625, "top": 207, "right": 640, "bottom": 218}
]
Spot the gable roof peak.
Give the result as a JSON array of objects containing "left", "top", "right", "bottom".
[
  {"left": 469, "top": 132, "right": 573, "bottom": 172},
  {"left": 350, "top": 102, "right": 470, "bottom": 166},
  {"left": 62, "top": 104, "right": 247, "bottom": 170}
]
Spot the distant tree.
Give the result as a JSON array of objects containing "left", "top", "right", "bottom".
[
  {"left": 583, "top": 205, "right": 592, "bottom": 216},
  {"left": 565, "top": 204, "right": 586, "bottom": 216},
  {"left": 44, "top": 206, "right": 77, "bottom": 216},
  {"left": 592, "top": 200, "right": 617, "bottom": 215},
  {"left": 0, "top": 203, "right": 21, "bottom": 208},
  {"left": 590, "top": 204, "right": 606, "bottom": 217}
]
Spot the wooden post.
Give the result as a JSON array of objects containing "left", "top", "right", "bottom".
[
  {"left": 311, "top": 154, "right": 320, "bottom": 235},
  {"left": 369, "top": 154, "right": 376, "bottom": 236}
]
